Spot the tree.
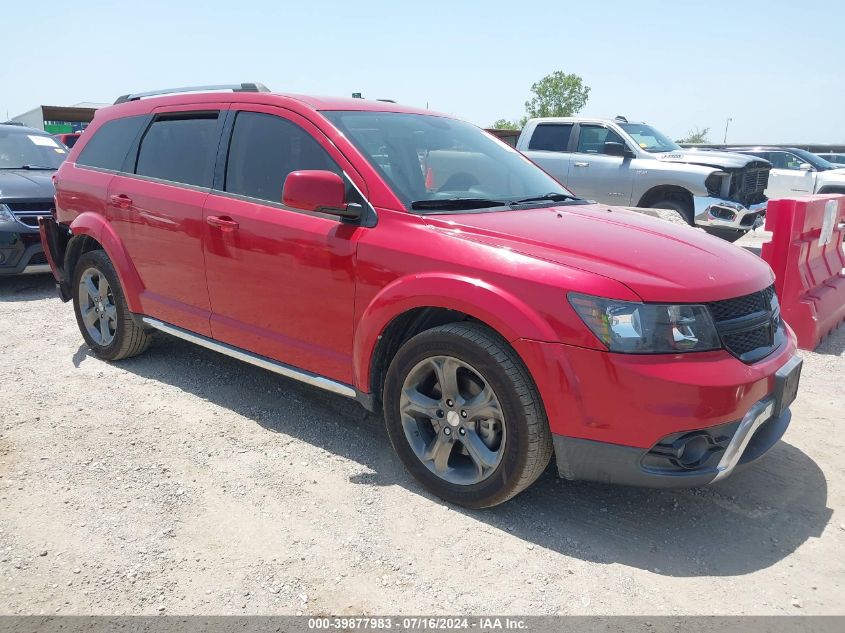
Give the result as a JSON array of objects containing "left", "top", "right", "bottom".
[
  {"left": 676, "top": 127, "right": 710, "bottom": 144},
  {"left": 524, "top": 71, "right": 591, "bottom": 119},
  {"left": 491, "top": 119, "right": 521, "bottom": 130}
]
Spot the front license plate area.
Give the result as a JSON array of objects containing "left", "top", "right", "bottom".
[{"left": 773, "top": 357, "right": 802, "bottom": 418}]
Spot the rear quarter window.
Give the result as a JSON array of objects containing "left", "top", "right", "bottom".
[
  {"left": 76, "top": 116, "right": 147, "bottom": 171},
  {"left": 527, "top": 124, "right": 573, "bottom": 152}
]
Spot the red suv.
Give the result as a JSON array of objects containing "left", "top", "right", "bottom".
[{"left": 40, "top": 84, "right": 802, "bottom": 508}]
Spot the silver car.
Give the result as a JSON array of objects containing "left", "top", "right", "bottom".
[{"left": 516, "top": 116, "right": 770, "bottom": 242}]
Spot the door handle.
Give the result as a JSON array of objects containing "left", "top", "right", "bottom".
[
  {"left": 109, "top": 194, "right": 133, "bottom": 209},
  {"left": 574, "top": 162, "right": 589, "bottom": 167},
  {"left": 206, "top": 215, "right": 239, "bottom": 231}
]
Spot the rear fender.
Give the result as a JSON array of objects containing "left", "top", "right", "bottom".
[
  {"left": 353, "top": 272, "right": 558, "bottom": 392},
  {"left": 68, "top": 212, "right": 144, "bottom": 313}
]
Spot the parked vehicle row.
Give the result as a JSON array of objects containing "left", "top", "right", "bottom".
[
  {"left": 516, "top": 116, "right": 770, "bottom": 242},
  {"left": 38, "top": 84, "right": 802, "bottom": 508},
  {"left": 0, "top": 124, "right": 67, "bottom": 275}
]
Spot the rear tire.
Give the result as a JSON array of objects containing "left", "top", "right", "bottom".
[
  {"left": 72, "top": 250, "right": 152, "bottom": 361},
  {"left": 383, "top": 322, "right": 552, "bottom": 509}
]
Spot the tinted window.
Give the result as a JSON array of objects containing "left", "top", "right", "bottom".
[
  {"left": 225, "top": 112, "right": 340, "bottom": 203},
  {"left": 577, "top": 125, "right": 625, "bottom": 154},
  {"left": 765, "top": 151, "right": 805, "bottom": 170},
  {"left": 135, "top": 113, "right": 219, "bottom": 187},
  {"left": 527, "top": 124, "right": 573, "bottom": 151},
  {"left": 76, "top": 116, "right": 146, "bottom": 171}
]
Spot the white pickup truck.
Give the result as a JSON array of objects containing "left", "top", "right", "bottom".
[
  {"left": 727, "top": 147, "right": 845, "bottom": 198},
  {"left": 515, "top": 116, "right": 770, "bottom": 241}
]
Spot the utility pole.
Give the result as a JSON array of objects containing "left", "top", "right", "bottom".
[{"left": 723, "top": 117, "right": 733, "bottom": 144}]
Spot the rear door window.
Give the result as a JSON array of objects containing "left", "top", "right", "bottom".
[
  {"left": 135, "top": 113, "right": 220, "bottom": 187},
  {"left": 76, "top": 116, "right": 147, "bottom": 171},
  {"left": 576, "top": 125, "right": 625, "bottom": 154},
  {"left": 224, "top": 111, "right": 341, "bottom": 204},
  {"left": 527, "top": 124, "right": 573, "bottom": 152}
]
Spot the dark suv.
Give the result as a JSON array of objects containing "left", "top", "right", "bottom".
[{"left": 0, "top": 124, "right": 66, "bottom": 274}]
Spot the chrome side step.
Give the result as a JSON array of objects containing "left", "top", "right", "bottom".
[{"left": 141, "top": 317, "right": 357, "bottom": 399}]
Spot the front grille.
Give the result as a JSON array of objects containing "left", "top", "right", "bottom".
[
  {"left": 708, "top": 286, "right": 774, "bottom": 321},
  {"left": 731, "top": 163, "right": 770, "bottom": 206},
  {"left": 7, "top": 202, "right": 54, "bottom": 213},
  {"left": 6, "top": 201, "right": 54, "bottom": 229},
  {"left": 708, "top": 285, "right": 779, "bottom": 362},
  {"left": 723, "top": 326, "right": 772, "bottom": 356}
]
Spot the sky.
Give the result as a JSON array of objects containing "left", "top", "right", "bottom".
[{"left": 2, "top": 0, "right": 844, "bottom": 144}]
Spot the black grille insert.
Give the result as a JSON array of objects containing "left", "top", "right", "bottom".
[{"left": 708, "top": 285, "right": 779, "bottom": 362}]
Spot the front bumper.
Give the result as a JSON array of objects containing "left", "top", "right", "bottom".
[
  {"left": 0, "top": 226, "right": 48, "bottom": 275},
  {"left": 693, "top": 196, "right": 766, "bottom": 231},
  {"left": 553, "top": 354, "right": 799, "bottom": 488}
]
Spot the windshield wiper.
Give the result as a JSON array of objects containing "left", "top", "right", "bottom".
[
  {"left": 410, "top": 198, "right": 510, "bottom": 211},
  {"left": 512, "top": 193, "right": 578, "bottom": 205},
  {"left": 0, "top": 165, "right": 56, "bottom": 170}
]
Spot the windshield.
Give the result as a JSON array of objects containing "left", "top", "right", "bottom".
[
  {"left": 618, "top": 123, "right": 680, "bottom": 153},
  {"left": 0, "top": 128, "right": 67, "bottom": 169},
  {"left": 323, "top": 111, "right": 575, "bottom": 212},
  {"left": 790, "top": 148, "right": 840, "bottom": 171}
]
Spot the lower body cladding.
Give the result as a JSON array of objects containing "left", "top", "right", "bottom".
[
  {"left": 513, "top": 334, "right": 801, "bottom": 488},
  {"left": 693, "top": 197, "right": 767, "bottom": 231},
  {"left": 0, "top": 224, "right": 50, "bottom": 275}
]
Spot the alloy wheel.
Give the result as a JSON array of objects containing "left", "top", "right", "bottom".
[
  {"left": 78, "top": 267, "right": 117, "bottom": 347},
  {"left": 399, "top": 355, "right": 506, "bottom": 485}
]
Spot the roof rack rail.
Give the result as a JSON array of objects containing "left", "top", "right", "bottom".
[{"left": 114, "top": 83, "right": 270, "bottom": 105}]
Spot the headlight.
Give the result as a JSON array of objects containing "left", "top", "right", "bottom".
[
  {"left": 569, "top": 293, "right": 721, "bottom": 354},
  {"left": 0, "top": 204, "right": 16, "bottom": 223}
]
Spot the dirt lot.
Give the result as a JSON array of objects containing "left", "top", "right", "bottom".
[{"left": 1, "top": 232, "right": 843, "bottom": 616}]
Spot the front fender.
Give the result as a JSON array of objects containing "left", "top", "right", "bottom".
[
  {"left": 69, "top": 212, "right": 145, "bottom": 313},
  {"left": 353, "top": 272, "right": 559, "bottom": 392}
]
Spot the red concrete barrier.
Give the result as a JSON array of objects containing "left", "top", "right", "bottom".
[{"left": 761, "top": 195, "right": 845, "bottom": 350}]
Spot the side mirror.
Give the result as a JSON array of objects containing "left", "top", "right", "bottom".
[
  {"left": 798, "top": 162, "right": 814, "bottom": 171},
  {"left": 603, "top": 141, "right": 631, "bottom": 158},
  {"left": 282, "top": 170, "right": 361, "bottom": 220}
]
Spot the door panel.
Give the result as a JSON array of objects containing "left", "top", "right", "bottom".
[
  {"left": 106, "top": 105, "right": 228, "bottom": 336},
  {"left": 203, "top": 106, "right": 365, "bottom": 384},
  {"left": 108, "top": 175, "right": 212, "bottom": 335},
  {"left": 567, "top": 125, "right": 633, "bottom": 204},
  {"left": 765, "top": 169, "right": 816, "bottom": 198}
]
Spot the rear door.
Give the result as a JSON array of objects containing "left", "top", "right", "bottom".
[
  {"left": 566, "top": 124, "right": 634, "bottom": 204},
  {"left": 107, "top": 105, "right": 227, "bottom": 336},
  {"left": 202, "top": 105, "right": 367, "bottom": 384},
  {"left": 520, "top": 122, "right": 574, "bottom": 187}
]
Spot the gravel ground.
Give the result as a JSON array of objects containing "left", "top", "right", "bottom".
[{"left": 1, "top": 225, "right": 843, "bottom": 615}]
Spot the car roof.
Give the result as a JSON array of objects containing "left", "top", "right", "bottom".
[
  {"left": 528, "top": 116, "right": 646, "bottom": 125},
  {"left": 99, "top": 91, "right": 445, "bottom": 120}
]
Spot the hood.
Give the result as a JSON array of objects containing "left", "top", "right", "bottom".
[
  {"left": 0, "top": 169, "right": 56, "bottom": 202},
  {"left": 652, "top": 149, "right": 765, "bottom": 170},
  {"left": 423, "top": 203, "right": 774, "bottom": 303}
]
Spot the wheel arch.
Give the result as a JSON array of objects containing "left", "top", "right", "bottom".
[
  {"left": 66, "top": 212, "right": 144, "bottom": 313},
  {"left": 353, "top": 273, "right": 558, "bottom": 404},
  {"left": 636, "top": 184, "right": 694, "bottom": 209}
]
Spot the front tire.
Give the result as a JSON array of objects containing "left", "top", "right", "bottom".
[
  {"left": 383, "top": 322, "right": 552, "bottom": 508},
  {"left": 72, "top": 250, "right": 152, "bottom": 361},
  {"left": 651, "top": 194, "right": 694, "bottom": 225}
]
